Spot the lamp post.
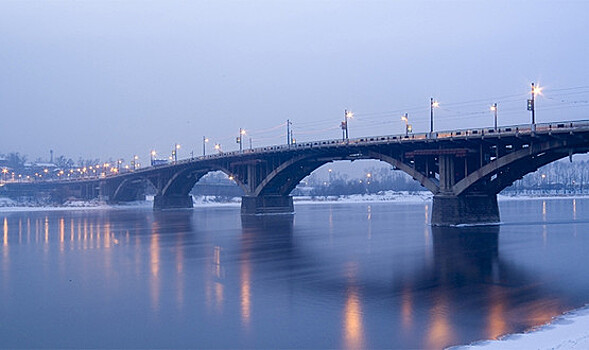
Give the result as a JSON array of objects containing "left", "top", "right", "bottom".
[
  {"left": 203, "top": 136, "right": 209, "bottom": 156},
  {"left": 401, "top": 113, "right": 412, "bottom": 136},
  {"left": 173, "top": 144, "right": 180, "bottom": 162},
  {"left": 528, "top": 83, "right": 541, "bottom": 130},
  {"left": 430, "top": 98, "right": 439, "bottom": 136},
  {"left": 150, "top": 150, "right": 156, "bottom": 166},
  {"left": 214, "top": 143, "right": 221, "bottom": 154},
  {"left": 344, "top": 110, "right": 352, "bottom": 141},
  {"left": 237, "top": 128, "right": 246, "bottom": 152},
  {"left": 286, "top": 119, "right": 292, "bottom": 147},
  {"left": 490, "top": 103, "right": 498, "bottom": 131}
]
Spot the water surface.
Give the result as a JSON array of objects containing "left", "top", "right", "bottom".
[{"left": 1, "top": 198, "right": 589, "bottom": 349}]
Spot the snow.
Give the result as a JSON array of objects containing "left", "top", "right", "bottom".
[
  {"left": 454, "top": 306, "right": 589, "bottom": 350},
  {"left": 3, "top": 191, "right": 589, "bottom": 213},
  {"left": 293, "top": 190, "right": 433, "bottom": 204}
]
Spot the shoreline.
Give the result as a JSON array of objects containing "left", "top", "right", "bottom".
[
  {"left": 2, "top": 191, "right": 589, "bottom": 212},
  {"left": 453, "top": 304, "right": 589, "bottom": 349}
]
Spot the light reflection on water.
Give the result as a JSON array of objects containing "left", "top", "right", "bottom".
[{"left": 0, "top": 199, "right": 589, "bottom": 349}]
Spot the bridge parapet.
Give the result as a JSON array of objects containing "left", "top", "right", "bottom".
[{"left": 3, "top": 120, "right": 589, "bottom": 224}]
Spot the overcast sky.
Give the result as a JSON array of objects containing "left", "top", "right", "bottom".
[{"left": 1, "top": 1, "right": 588, "bottom": 162}]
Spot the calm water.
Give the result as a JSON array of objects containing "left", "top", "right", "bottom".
[{"left": 1, "top": 198, "right": 589, "bottom": 349}]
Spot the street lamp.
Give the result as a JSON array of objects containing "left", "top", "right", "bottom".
[
  {"left": 203, "top": 136, "right": 209, "bottom": 156},
  {"left": 401, "top": 113, "right": 412, "bottom": 137},
  {"left": 131, "top": 155, "right": 139, "bottom": 170},
  {"left": 528, "top": 83, "right": 542, "bottom": 129},
  {"left": 214, "top": 143, "right": 222, "bottom": 154},
  {"left": 150, "top": 150, "right": 156, "bottom": 166},
  {"left": 237, "top": 129, "right": 246, "bottom": 152},
  {"left": 430, "top": 98, "right": 439, "bottom": 136},
  {"left": 173, "top": 144, "right": 180, "bottom": 162},
  {"left": 342, "top": 109, "right": 353, "bottom": 141},
  {"left": 1, "top": 168, "right": 8, "bottom": 183},
  {"left": 490, "top": 103, "right": 498, "bottom": 131}
]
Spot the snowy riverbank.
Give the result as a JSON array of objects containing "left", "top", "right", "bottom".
[
  {"left": 3, "top": 191, "right": 589, "bottom": 212},
  {"left": 454, "top": 305, "right": 589, "bottom": 350}
]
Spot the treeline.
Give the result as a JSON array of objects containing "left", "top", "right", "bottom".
[
  {"left": 302, "top": 159, "right": 589, "bottom": 196},
  {"left": 507, "top": 159, "right": 589, "bottom": 193},
  {"left": 300, "top": 166, "right": 423, "bottom": 196}
]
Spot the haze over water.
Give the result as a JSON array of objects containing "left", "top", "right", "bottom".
[{"left": 1, "top": 198, "right": 589, "bottom": 349}]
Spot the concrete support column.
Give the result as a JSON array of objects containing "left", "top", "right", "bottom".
[
  {"left": 431, "top": 193, "right": 499, "bottom": 226},
  {"left": 153, "top": 194, "right": 193, "bottom": 210},
  {"left": 241, "top": 195, "right": 294, "bottom": 215},
  {"left": 439, "top": 154, "right": 455, "bottom": 192}
]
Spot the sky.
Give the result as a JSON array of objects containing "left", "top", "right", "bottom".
[{"left": 1, "top": 1, "right": 589, "bottom": 163}]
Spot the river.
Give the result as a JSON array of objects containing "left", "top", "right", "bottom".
[{"left": 1, "top": 198, "right": 589, "bottom": 349}]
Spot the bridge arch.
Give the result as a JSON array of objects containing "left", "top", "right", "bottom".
[
  {"left": 109, "top": 177, "right": 149, "bottom": 202},
  {"left": 159, "top": 166, "right": 248, "bottom": 198},
  {"left": 250, "top": 150, "right": 439, "bottom": 198},
  {"left": 452, "top": 139, "right": 589, "bottom": 196}
]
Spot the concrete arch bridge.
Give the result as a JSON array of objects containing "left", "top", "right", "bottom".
[{"left": 2, "top": 120, "right": 589, "bottom": 226}]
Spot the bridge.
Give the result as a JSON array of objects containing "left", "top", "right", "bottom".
[{"left": 2, "top": 120, "right": 589, "bottom": 226}]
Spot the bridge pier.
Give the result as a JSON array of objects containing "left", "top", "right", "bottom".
[
  {"left": 241, "top": 195, "right": 294, "bottom": 215},
  {"left": 153, "top": 194, "right": 193, "bottom": 210},
  {"left": 431, "top": 193, "right": 499, "bottom": 226}
]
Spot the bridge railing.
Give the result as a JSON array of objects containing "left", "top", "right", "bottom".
[{"left": 5, "top": 119, "right": 589, "bottom": 185}]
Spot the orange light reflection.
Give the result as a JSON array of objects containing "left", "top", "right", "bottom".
[
  {"left": 343, "top": 286, "right": 365, "bottom": 350},
  {"left": 3, "top": 217, "right": 7, "bottom": 247},
  {"left": 240, "top": 260, "right": 251, "bottom": 328},
  {"left": 426, "top": 294, "right": 454, "bottom": 349}
]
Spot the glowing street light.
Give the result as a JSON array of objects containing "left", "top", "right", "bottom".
[
  {"left": 173, "top": 144, "right": 181, "bottom": 162},
  {"left": 401, "top": 113, "right": 412, "bottom": 136},
  {"left": 150, "top": 150, "right": 156, "bottom": 165},
  {"left": 528, "top": 82, "right": 542, "bottom": 128},
  {"left": 430, "top": 98, "right": 439, "bottom": 136},
  {"left": 1, "top": 168, "right": 8, "bottom": 183},
  {"left": 214, "top": 143, "right": 222, "bottom": 154},
  {"left": 342, "top": 109, "right": 353, "bottom": 141},
  {"left": 131, "top": 155, "right": 139, "bottom": 170},
  {"left": 237, "top": 129, "right": 246, "bottom": 152},
  {"left": 203, "top": 136, "right": 209, "bottom": 156},
  {"left": 490, "top": 103, "right": 498, "bottom": 131}
]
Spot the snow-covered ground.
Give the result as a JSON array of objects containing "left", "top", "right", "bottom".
[
  {"left": 0, "top": 197, "right": 151, "bottom": 212},
  {"left": 454, "top": 305, "right": 589, "bottom": 350},
  {"left": 3, "top": 191, "right": 589, "bottom": 212}
]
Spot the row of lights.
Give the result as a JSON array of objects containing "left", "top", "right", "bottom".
[
  {"left": 4, "top": 83, "right": 544, "bottom": 180},
  {"left": 340, "top": 83, "right": 543, "bottom": 141},
  {"left": 150, "top": 128, "right": 251, "bottom": 165},
  {"left": 146, "top": 83, "right": 543, "bottom": 165},
  {"left": 0, "top": 161, "right": 142, "bottom": 183}
]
